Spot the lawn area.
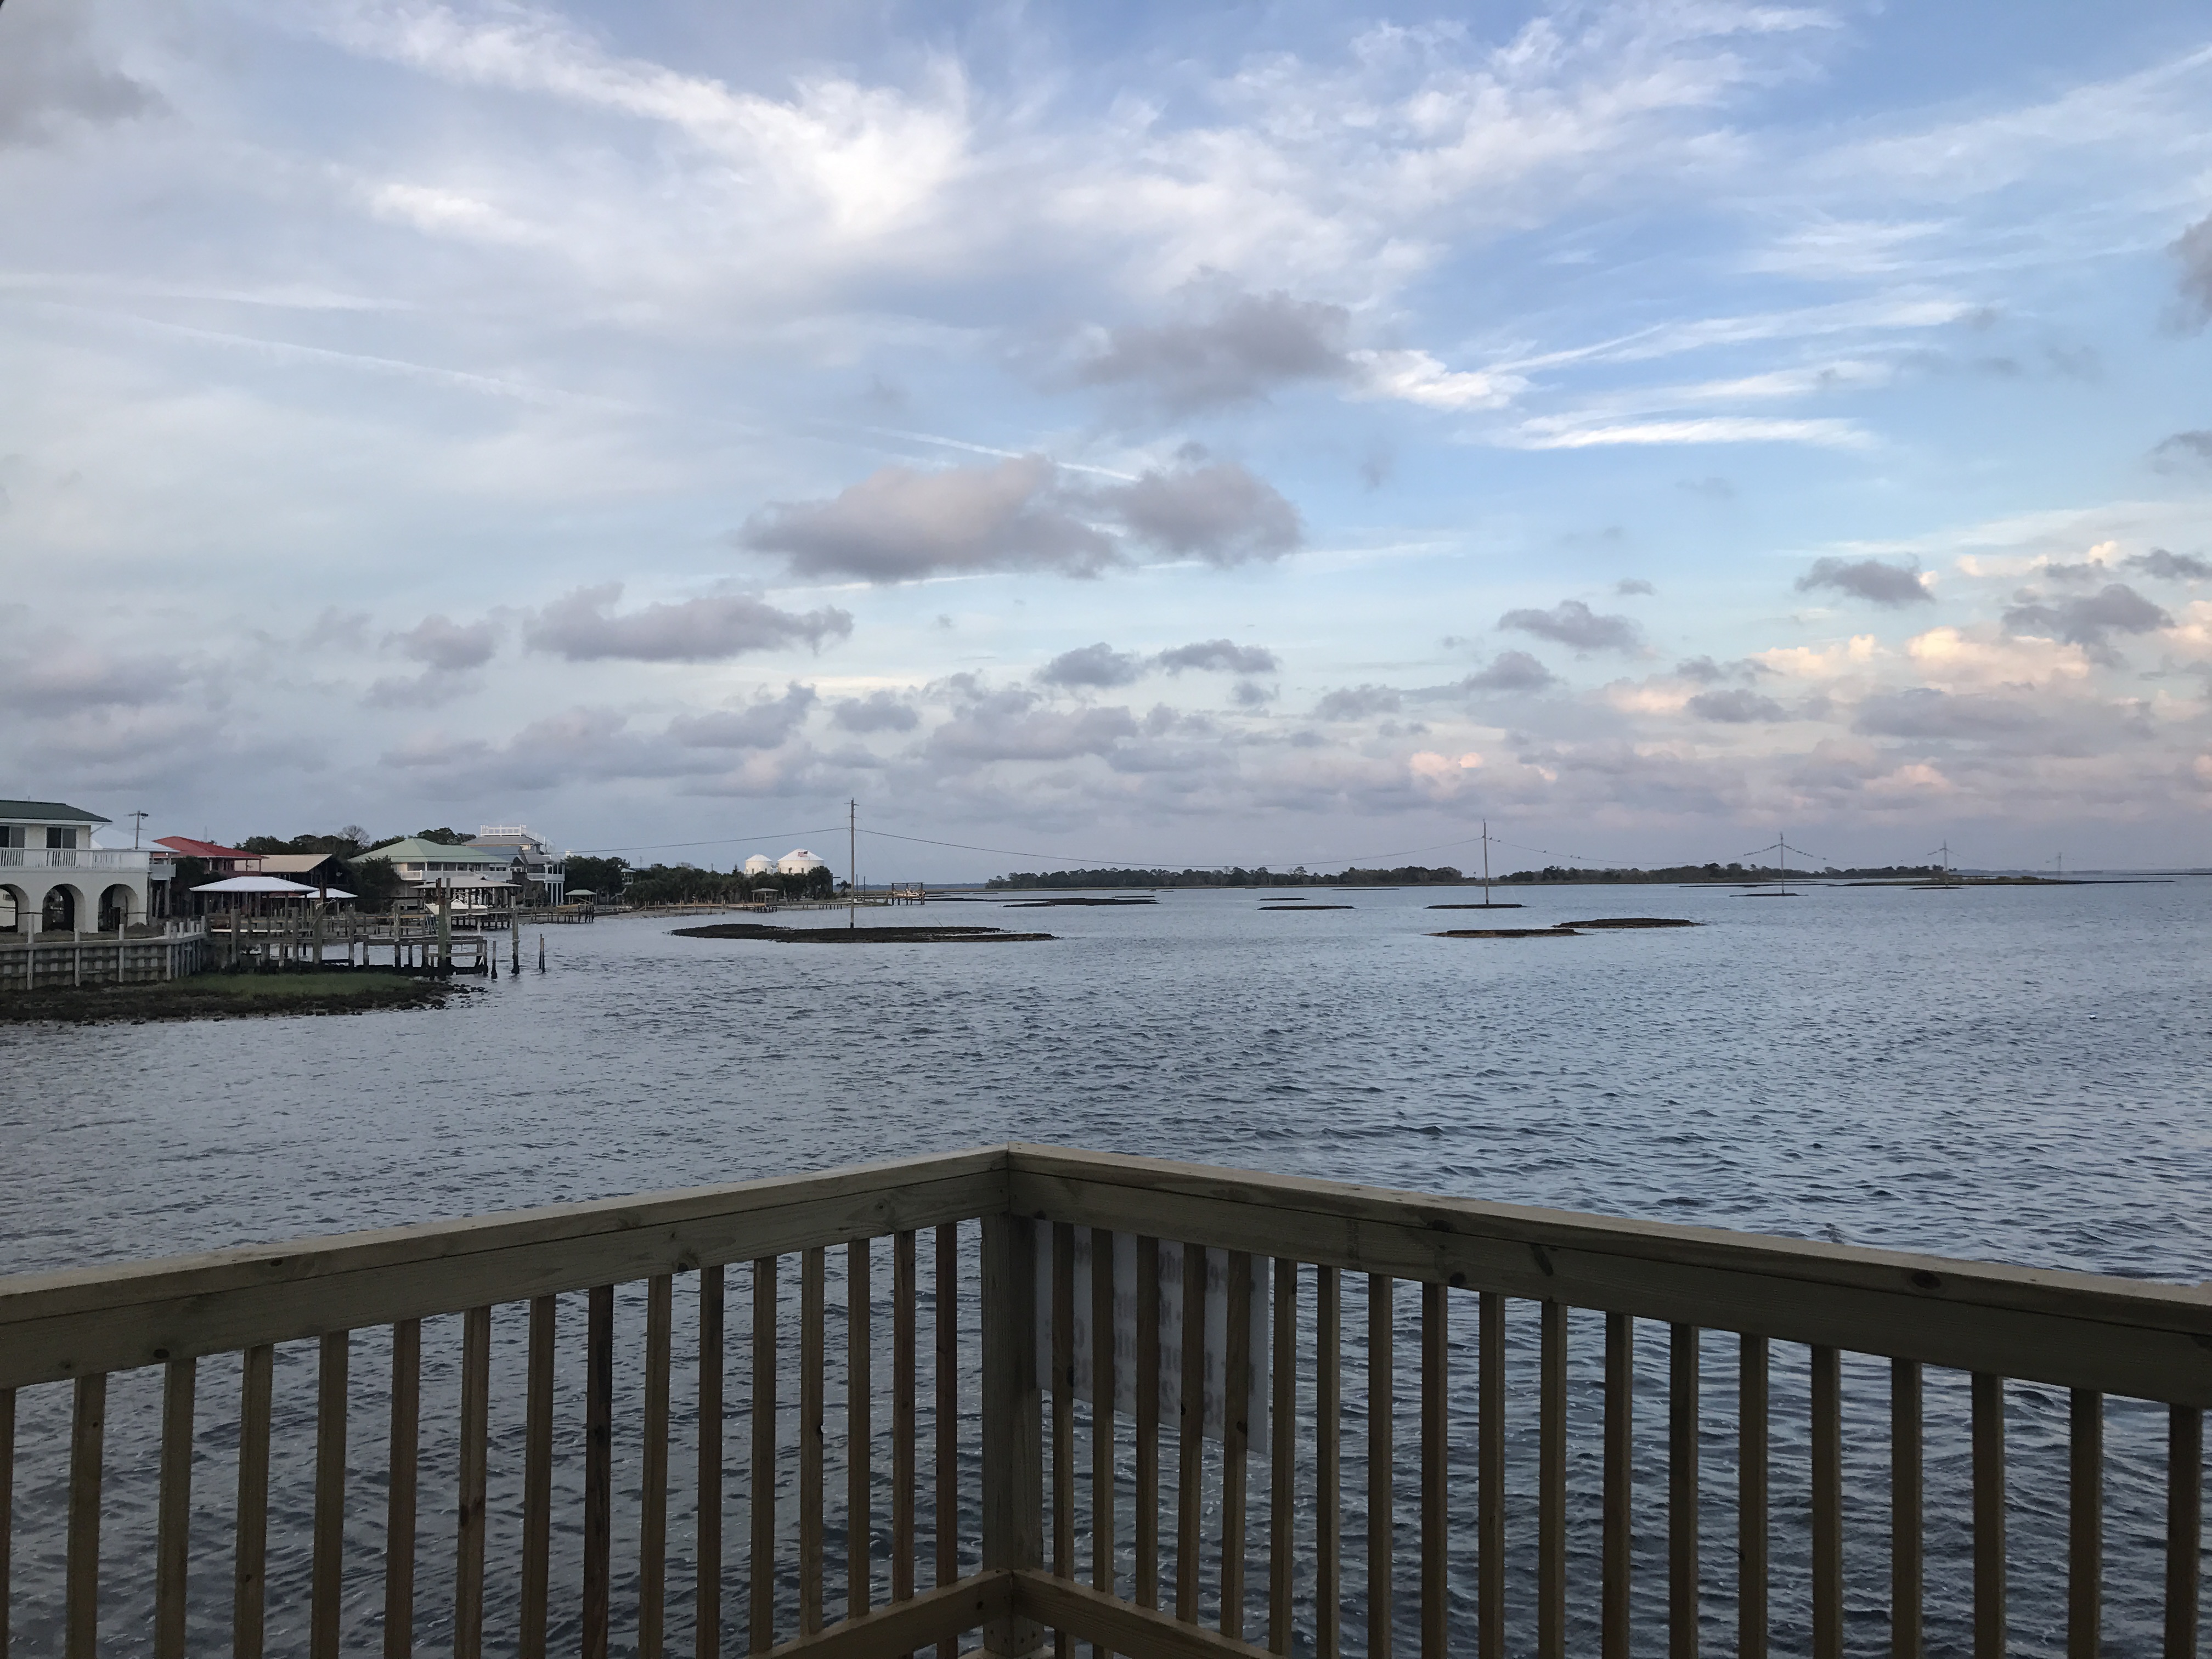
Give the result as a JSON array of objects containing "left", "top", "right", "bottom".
[{"left": 0, "top": 970, "right": 470, "bottom": 1024}]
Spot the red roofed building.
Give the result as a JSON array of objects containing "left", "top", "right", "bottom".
[{"left": 153, "top": 837, "right": 263, "bottom": 876}]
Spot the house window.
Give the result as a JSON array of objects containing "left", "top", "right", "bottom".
[
  {"left": 46, "top": 827, "right": 78, "bottom": 849},
  {"left": 0, "top": 827, "right": 22, "bottom": 848}
]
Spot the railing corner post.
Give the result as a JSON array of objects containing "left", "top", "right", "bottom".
[{"left": 981, "top": 1212, "right": 1046, "bottom": 1658}]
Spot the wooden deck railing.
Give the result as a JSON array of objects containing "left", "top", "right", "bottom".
[{"left": 0, "top": 1145, "right": 2206, "bottom": 1657}]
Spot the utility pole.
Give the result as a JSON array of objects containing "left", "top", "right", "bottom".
[
  {"left": 849, "top": 799, "right": 857, "bottom": 929},
  {"left": 1481, "top": 819, "right": 1493, "bottom": 905},
  {"left": 128, "top": 810, "right": 148, "bottom": 849}
]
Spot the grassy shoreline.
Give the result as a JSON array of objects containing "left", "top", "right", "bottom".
[{"left": 0, "top": 970, "right": 471, "bottom": 1025}]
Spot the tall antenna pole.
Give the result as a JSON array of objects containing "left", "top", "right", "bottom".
[{"left": 849, "top": 799, "right": 857, "bottom": 929}]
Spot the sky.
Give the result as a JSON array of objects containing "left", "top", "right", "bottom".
[{"left": 3, "top": 0, "right": 2211, "bottom": 877}]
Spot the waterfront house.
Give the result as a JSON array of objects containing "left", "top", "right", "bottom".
[
  {"left": 467, "top": 825, "right": 566, "bottom": 905},
  {"left": 348, "top": 836, "right": 518, "bottom": 911},
  {"left": 1, "top": 799, "right": 155, "bottom": 934},
  {"left": 153, "top": 835, "right": 264, "bottom": 877}
]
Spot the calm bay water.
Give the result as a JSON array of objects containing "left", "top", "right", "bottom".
[
  {"left": 3, "top": 878, "right": 2208, "bottom": 1656},
  {"left": 6, "top": 878, "right": 2208, "bottom": 1274}
]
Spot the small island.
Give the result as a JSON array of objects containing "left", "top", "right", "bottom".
[{"left": 673, "top": 923, "right": 1054, "bottom": 944}]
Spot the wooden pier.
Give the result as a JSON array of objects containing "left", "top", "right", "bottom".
[{"left": 1, "top": 1145, "right": 2205, "bottom": 1656}]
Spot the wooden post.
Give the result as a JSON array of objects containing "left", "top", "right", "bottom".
[
  {"left": 981, "top": 1214, "right": 1044, "bottom": 1658},
  {"left": 66, "top": 1374, "right": 104, "bottom": 1659}
]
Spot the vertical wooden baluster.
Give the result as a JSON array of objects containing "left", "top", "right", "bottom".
[
  {"left": 935, "top": 1225, "right": 958, "bottom": 1638},
  {"left": 517, "top": 1300, "right": 552, "bottom": 1658},
  {"left": 894, "top": 1234, "right": 917, "bottom": 1627},
  {"left": 312, "top": 1332, "right": 348, "bottom": 1659},
  {"left": 1972, "top": 1373, "right": 2005, "bottom": 1659},
  {"left": 456, "top": 1306, "right": 491, "bottom": 1659},
  {"left": 1, "top": 1386, "right": 13, "bottom": 1659},
  {"left": 1602, "top": 1314, "right": 1632, "bottom": 1659},
  {"left": 65, "top": 1373, "right": 104, "bottom": 1659},
  {"left": 236, "top": 1345, "right": 273, "bottom": 1659},
  {"left": 2068, "top": 1389, "right": 2100, "bottom": 1659},
  {"left": 1316, "top": 1268, "right": 1342, "bottom": 1659},
  {"left": 802, "top": 1248, "right": 827, "bottom": 1638},
  {"left": 386, "top": 1319, "right": 421, "bottom": 1659},
  {"left": 701, "top": 1267, "right": 726, "bottom": 1659},
  {"left": 1420, "top": 1282, "right": 1446, "bottom": 1659},
  {"left": 2166, "top": 1406, "right": 2202, "bottom": 1659},
  {"left": 1892, "top": 1361, "right": 1921, "bottom": 1659},
  {"left": 1136, "top": 1237, "right": 1163, "bottom": 1615},
  {"left": 155, "top": 1358, "right": 196, "bottom": 1659},
  {"left": 1177, "top": 1245, "right": 1207, "bottom": 1624},
  {"left": 1810, "top": 1346, "right": 1842, "bottom": 1659},
  {"left": 1538, "top": 1303, "right": 1565, "bottom": 1659},
  {"left": 1095, "top": 1229, "right": 1120, "bottom": 1655},
  {"left": 981, "top": 1215, "right": 1045, "bottom": 1659},
  {"left": 1739, "top": 1336, "right": 1768, "bottom": 1659},
  {"left": 1269, "top": 1259, "right": 1296, "bottom": 1657},
  {"left": 849, "top": 1240, "right": 872, "bottom": 1624},
  {"left": 1478, "top": 1293, "right": 1503, "bottom": 1659},
  {"left": 1669, "top": 1325, "right": 1697, "bottom": 1659},
  {"left": 1222, "top": 1252, "right": 1254, "bottom": 1643},
  {"left": 1053, "top": 1223, "right": 1076, "bottom": 1659},
  {"left": 642, "top": 1276, "right": 674, "bottom": 1658},
  {"left": 1370, "top": 1274, "right": 1394, "bottom": 1659},
  {"left": 586, "top": 1284, "right": 615, "bottom": 1659},
  {"left": 752, "top": 1257, "right": 778, "bottom": 1656}
]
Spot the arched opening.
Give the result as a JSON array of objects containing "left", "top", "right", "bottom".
[
  {"left": 99, "top": 884, "right": 137, "bottom": 933},
  {"left": 41, "top": 885, "right": 78, "bottom": 934},
  {"left": 0, "top": 885, "right": 22, "bottom": 935}
]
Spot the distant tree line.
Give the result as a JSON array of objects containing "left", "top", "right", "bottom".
[
  {"left": 1500, "top": 862, "right": 1946, "bottom": 884},
  {"left": 989, "top": 860, "right": 1953, "bottom": 890},
  {"left": 988, "top": 865, "right": 1468, "bottom": 889},
  {"left": 593, "top": 859, "right": 837, "bottom": 905}
]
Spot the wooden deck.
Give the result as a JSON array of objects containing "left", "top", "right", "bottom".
[{"left": 0, "top": 1146, "right": 2204, "bottom": 1656}]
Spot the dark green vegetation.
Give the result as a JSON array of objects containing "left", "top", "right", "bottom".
[
  {"left": 1435, "top": 928, "right": 1581, "bottom": 939},
  {"left": 988, "top": 865, "right": 1466, "bottom": 889},
  {"left": 0, "top": 970, "right": 466, "bottom": 1024},
  {"left": 577, "top": 858, "right": 836, "bottom": 906},
  {"left": 1260, "top": 904, "right": 1355, "bottom": 910},
  {"left": 1001, "top": 896, "right": 1158, "bottom": 907},
  {"left": 1435, "top": 916, "right": 1697, "bottom": 939},
  {"left": 673, "top": 923, "right": 1051, "bottom": 944},
  {"left": 1502, "top": 862, "right": 1946, "bottom": 884}
]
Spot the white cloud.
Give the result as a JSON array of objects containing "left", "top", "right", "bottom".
[{"left": 1502, "top": 415, "right": 1875, "bottom": 450}]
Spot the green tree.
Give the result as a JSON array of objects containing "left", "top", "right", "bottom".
[
  {"left": 415, "top": 827, "right": 471, "bottom": 845},
  {"left": 563, "top": 855, "right": 629, "bottom": 899},
  {"left": 349, "top": 856, "right": 402, "bottom": 913}
]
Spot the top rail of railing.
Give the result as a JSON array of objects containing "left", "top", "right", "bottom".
[{"left": 3, "top": 1143, "right": 2208, "bottom": 1402}]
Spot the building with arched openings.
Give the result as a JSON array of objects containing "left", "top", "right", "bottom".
[{"left": 0, "top": 800, "right": 154, "bottom": 938}]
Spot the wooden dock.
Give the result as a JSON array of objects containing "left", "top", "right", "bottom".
[{"left": 0, "top": 919, "right": 210, "bottom": 990}]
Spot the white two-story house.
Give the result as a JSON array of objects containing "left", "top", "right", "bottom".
[
  {"left": 469, "top": 826, "right": 566, "bottom": 906},
  {"left": 0, "top": 799, "right": 155, "bottom": 935}
]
